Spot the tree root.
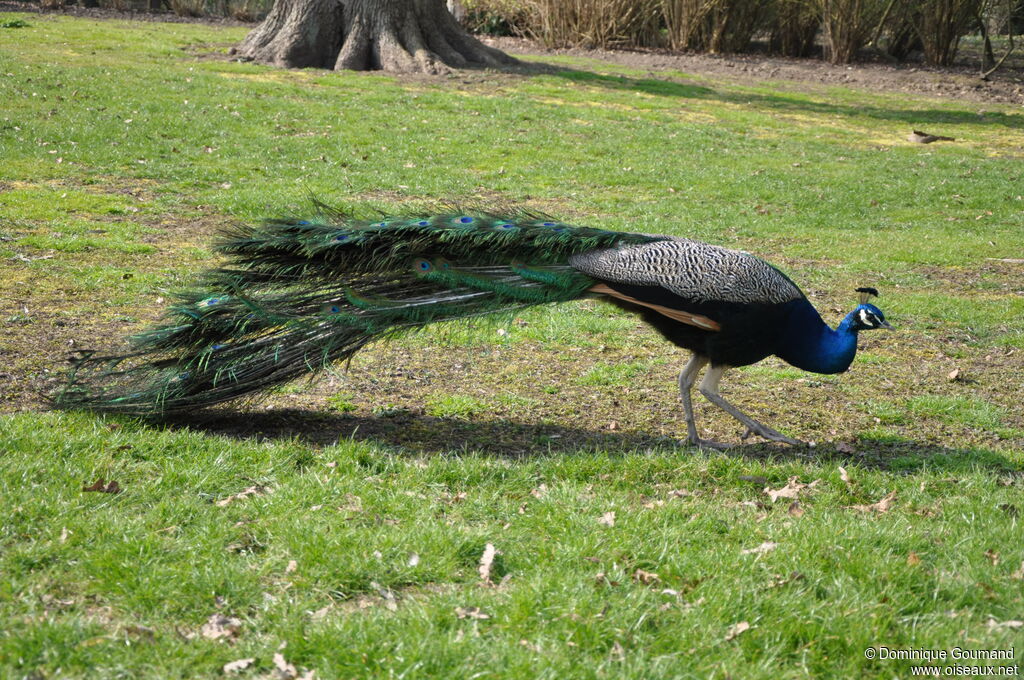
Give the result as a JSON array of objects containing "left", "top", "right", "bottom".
[{"left": 233, "top": 0, "right": 517, "bottom": 74}]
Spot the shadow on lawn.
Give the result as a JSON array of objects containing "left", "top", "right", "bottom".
[
  {"left": 166, "top": 407, "right": 1022, "bottom": 474},
  {"left": 537, "top": 65, "right": 1024, "bottom": 131}
]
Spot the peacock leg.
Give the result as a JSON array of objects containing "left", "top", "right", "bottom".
[
  {"left": 697, "top": 365, "right": 805, "bottom": 447},
  {"left": 677, "top": 354, "right": 731, "bottom": 450}
]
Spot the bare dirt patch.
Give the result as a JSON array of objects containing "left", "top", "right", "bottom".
[
  {"left": 0, "top": 203, "right": 228, "bottom": 412},
  {"left": 481, "top": 36, "right": 1024, "bottom": 106},
  {"left": 153, "top": 305, "right": 1024, "bottom": 467}
]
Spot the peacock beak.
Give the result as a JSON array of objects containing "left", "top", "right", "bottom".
[{"left": 879, "top": 320, "right": 894, "bottom": 330}]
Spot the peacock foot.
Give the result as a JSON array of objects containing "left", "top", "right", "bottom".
[{"left": 740, "top": 424, "right": 805, "bottom": 447}]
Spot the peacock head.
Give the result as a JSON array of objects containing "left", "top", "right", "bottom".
[{"left": 850, "top": 287, "right": 893, "bottom": 332}]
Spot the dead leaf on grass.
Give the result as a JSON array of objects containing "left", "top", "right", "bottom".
[
  {"left": 764, "top": 477, "right": 816, "bottom": 502},
  {"left": 788, "top": 501, "right": 804, "bottom": 518},
  {"left": 984, "top": 549, "right": 1000, "bottom": 566},
  {"left": 725, "top": 621, "right": 751, "bottom": 641},
  {"left": 455, "top": 606, "right": 491, "bottom": 620},
  {"left": 223, "top": 658, "right": 255, "bottom": 674},
  {"left": 285, "top": 560, "right": 298, "bottom": 574},
  {"left": 907, "top": 552, "right": 921, "bottom": 567},
  {"left": 309, "top": 605, "right": 332, "bottom": 620},
  {"left": 667, "top": 488, "right": 692, "bottom": 498},
  {"left": 215, "top": 485, "right": 269, "bottom": 507},
  {"left": 272, "top": 651, "right": 314, "bottom": 679},
  {"left": 273, "top": 652, "right": 295, "bottom": 678},
  {"left": 478, "top": 543, "right": 498, "bottom": 585},
  {"left": 530, "top": 483, "right": 548, "bottom": 499},
  {"left": 338, "top": 494, "right": 362, "bottom": 513},
  {"left": 82, "top": 478, "right": 122, "bottom": 494},
  {"left": 597, "top": 511, "right": 616, "bottom": 527},
  {"left": 741, "top": 541, "right": 778, "bottom": 556},
  {"left": 1011, "top": 562, "right": 1024, "bottom": 580},
  {"left": 633, "top": 569, "right": 660, "bottom": 585},
  {"left": 847, "top": 491, "right": 897, "bottom": 514},
  {"left": 838, "top": 466, "right": 854, "bottom": 491},
  {"left": 41, "top": 594, "right": 75, "bottom": 610},
  {"left": 987, "top": 618, "right": 1023, "bottom": 631},
  {"left": 200, "top": 613, "right": 241, "bottom": 641}
]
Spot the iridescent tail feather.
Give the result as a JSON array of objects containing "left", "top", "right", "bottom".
[{"left": 55, "top": 212, "right": 663, "bottom": 416}]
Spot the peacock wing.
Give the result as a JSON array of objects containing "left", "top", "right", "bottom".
[{"left": 569, "top": 239, "right": 804, "bottom": 331}]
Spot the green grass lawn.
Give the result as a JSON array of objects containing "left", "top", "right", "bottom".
[{"left": 2, "top": 13, "right": 1023, "bottom": 679}]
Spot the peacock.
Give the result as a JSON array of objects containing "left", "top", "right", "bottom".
[{"left": 56, "top": 211, "right": 892, "bottom": 448}]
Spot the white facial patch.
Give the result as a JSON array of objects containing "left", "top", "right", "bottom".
[{"left": 858, "top": 309, "right": 871, "bottom": 326}]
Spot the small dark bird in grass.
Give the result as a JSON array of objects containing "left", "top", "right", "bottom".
[
  {"left": 56, "top": 211, "right": 892, "bottom": 448},
  {"left": 908, "top": 130, "right": 955, "bottom": 144}
]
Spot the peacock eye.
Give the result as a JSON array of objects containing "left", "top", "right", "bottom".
[{"left": 458, "top": 216, "right": 474, "bottom": 224}]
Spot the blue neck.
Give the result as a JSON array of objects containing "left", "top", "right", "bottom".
[{"left": 776, "top": 301, "right": 860, "bottom": 375}]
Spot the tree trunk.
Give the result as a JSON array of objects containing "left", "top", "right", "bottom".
[{"left": 231, "top": 0, "right": 517, "bottom": 73}]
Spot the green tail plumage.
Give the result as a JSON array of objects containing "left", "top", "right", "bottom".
[{"left": 55, "top": 212, "right": 663, "bottom": 416}]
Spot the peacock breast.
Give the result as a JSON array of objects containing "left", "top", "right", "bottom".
[{"left": 702, "top": 300, "right": 793, "bottom": 367}]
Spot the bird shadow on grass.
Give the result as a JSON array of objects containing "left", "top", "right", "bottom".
[
  {"left": 523, "top": 63, "right": 1024, "bottom": 131},
  {"left": 164, "top": 407, "right": 1022, "bottom": 475}
]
